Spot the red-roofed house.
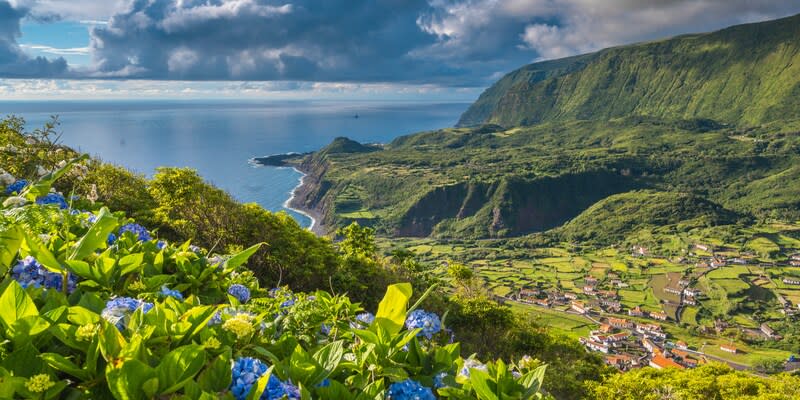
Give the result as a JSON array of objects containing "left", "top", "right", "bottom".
[
  {"left": 649, "top": 355, "right": 685, "bottom": 370},
  {"left": 720, "top": 344, "right": 737, "bottom": 354}
]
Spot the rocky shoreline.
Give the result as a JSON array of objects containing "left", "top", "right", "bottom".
[
  {"left": 284, "top": 166, "right": 327, "bottom": 236},
  {"left": 251, "top": 152, "right": 327, "bottom": 235}
]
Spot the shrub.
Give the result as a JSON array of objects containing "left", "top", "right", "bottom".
[{"left": 0, "top": 161, "right": 549, "bottom": 399}]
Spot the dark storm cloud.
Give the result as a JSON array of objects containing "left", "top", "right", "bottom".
[
  {"left": 0, "top": 1, "right": 67, "bottom": 77},
  {"left": 2, "top": 0, "right": 800, "bottom": 86},
  {"left": 88, "top": 0, "right": 489, "bottom": 84}
]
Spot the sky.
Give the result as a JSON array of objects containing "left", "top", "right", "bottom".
[{"left": 0, "top": 0, "right": 799, "bottom": 100}]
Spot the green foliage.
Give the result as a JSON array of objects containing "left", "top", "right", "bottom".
[
  {"left": 752, "top": 357, "right": 786, "bottom": 375},
  {"left": 445, "top": 294, "right": 612, "bottom": 400},
  {"left": 555, "top": 190, "right": 741, "bottom": 245},
  {"left": 589, "top": 362, "right": 800, "bottom": 400},
  {"left": 0, "top": 166, "right": 548, "bottom": 399},
  {"left": 459, "top": 14, "right": 800, "bottom": 128},
  {"left": 447, "top": 262, "right": 474, "bottom": 283},
  {"left": 336, "top": 222, "right": 377, "bottom": 259},
  {"left": 293, "top": 113, "right": 800, "bottom": 242}
]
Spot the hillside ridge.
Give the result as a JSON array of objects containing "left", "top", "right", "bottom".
[{"left": 458, "top": 13, "right": 800, "bottom": 128}]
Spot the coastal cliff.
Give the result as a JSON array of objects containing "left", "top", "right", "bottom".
[
  {"left": 253, "top": 137, "right": 381, "bottom": 235},
  {"left": 259, "top": 14, "right": 800, "bottom": 240}
]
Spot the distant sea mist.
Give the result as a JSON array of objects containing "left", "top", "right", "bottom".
[{"left": 1, "top": 100, "right": 467, "bottom": 227}]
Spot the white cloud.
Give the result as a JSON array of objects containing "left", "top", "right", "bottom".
[
  {"left": 78, "top": 20, "right": 108, "bottom": 25},
  {"left": 20, "top": 44, "right": 89, "bottom": 56},
  {"left": 25, "top": 0, "right": 128, "bottom": 20},
  {"left": 0, "top": 78, "right": 482, "bottom": 100},
  {"left": 420, "top": 0, "right": 800, "bottom": 63},
  {"left": 514, "top": 0, "right": 800, "bottom": 60}
]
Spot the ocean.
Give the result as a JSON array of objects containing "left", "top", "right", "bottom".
[{"left": 0, "top": 100, "right": 467, "bottom": 227}]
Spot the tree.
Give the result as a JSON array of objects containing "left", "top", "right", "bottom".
[{"left": 335, "top": 222, "right": 376, "bottom": 259}]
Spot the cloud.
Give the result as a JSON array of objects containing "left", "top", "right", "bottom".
[
  {"left": 21, "top": 0, "right": 128, "bottom": 21},
  {"left": 20, "top": 44, "right": 89, "bottom": 56},
  {"left": 89, "top": 0, "right": 454, "bottom": 83},
  {"left": 1, "top": 0, "right": 800, "bottom": 86},
  {"left": 510, "top": 0, "right": 800, "bottom": 60},
  {"left": 0, "top": 78, "right": 482, "bottom": 100},
  {"left": 0, "top": 1, "right": 68, "bottom": 77}
]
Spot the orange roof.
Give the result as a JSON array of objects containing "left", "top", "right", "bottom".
[
  {"left": 650, "top": 355, "right": 685, "bottom": 369},
  {"left": 671, "top": 349, "right": 693, "bottom": 359}
]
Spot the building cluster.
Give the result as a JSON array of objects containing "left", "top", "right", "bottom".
[
  {"left": 578, "top": 316, "right": 705, "bottom": 371},
  {"left": 511, "top": 244, "right": 800, "bottom": 372}
]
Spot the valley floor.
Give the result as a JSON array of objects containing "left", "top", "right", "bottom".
[{"left": 381, "top": 221, "right": 800, "bottom": 372}]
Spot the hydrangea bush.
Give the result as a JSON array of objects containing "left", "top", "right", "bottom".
[{"left": 0, "top": 158, "right": 548, "bottom": 399}]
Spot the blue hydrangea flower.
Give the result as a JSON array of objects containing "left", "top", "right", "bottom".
[
  {"left": 228, "top": 284, "right": 251, "bottom": 304},
  {"left": 320, "top": 323, "right": 331, "bottom": 336},
  {"left": 5, "top": 179, "right": 27, "bottom": 194},
  {"left": 446, "top": 328, "right": 456, "bottom": 343},
  {"left": 11, "top": 256, "right": 44, "bottom": 288},
  {"left": 270, "top": 380, "right": 300, "bottom": 400},
  {"left": 11, "top": 256, "right": 77, "bottom": 292},
  {"left": 280, "top": 298, "right": 295, "bottom": 308},
  {"left": 107, "top": 233, "right": 117, "bottom": 245},
  {"left": 156, "top": 240, "right": 167, "bottom": 250},
  {"left": 268, "top": 287, "right": 281, "bottom": 297},
  {"left": 160, "top": 285, "right": 183, "bottom": 300},
  {"left": 317, "top": 378, "right": 331, "bottom": 388},
  {"left": 86, "top": 213, "right": 97, "bottom": 224},
  {"left": 208, "top": 310, "right": 224, "bottom": 326},
  {"left": 208, "top": 308, "right": 255, "bottom": 326},
  {"left": 405, "top": 309, "right": 441, "bottom": 339},
  {"left": 119, "top": 223, "right": 152, "bottom": 242},
  {"left": 101, "top": 297, "right": 154, "bottom": 331},
  {"left": 433, "top": 372, "right": 448, "bottom": 389},
  {"left": 231, "top": 357, "right": 267, "bottom": 400},
  {"left": 386, "top": 379, "right": 436, "bottom": 400},
  {"left": 230, "top": 357, "right": 300, "bottom": 400},
  {"left": 43, "top": 271, "right": 78, "bottom": 293},
  {"left": 35, "top": 193, "right": 68, "bottom": 209},
  {"left": 351, "top": 312, "right": 375, "bottom": 329}
]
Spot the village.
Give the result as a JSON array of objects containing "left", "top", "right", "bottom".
[{"left": 506, "top": 244, "right": 800, "bottom": 372}]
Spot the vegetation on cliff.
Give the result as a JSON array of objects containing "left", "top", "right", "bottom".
[
  {"left": 290, "top": 115, "right": 800, "bottom": 242},
  {"left": 458, "top": 13, "right": 800, "bottom": 128}
]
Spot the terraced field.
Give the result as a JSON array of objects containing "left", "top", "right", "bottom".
[{"left": 383, "top": 222, "right": 800, "bottom": 367}]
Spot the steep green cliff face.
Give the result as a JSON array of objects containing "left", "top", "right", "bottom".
[
  {"left": 401, "top": 172, "right": 640, "bottom": 238},
  {"left": 459, "top": 13, "right": 800, "bottom": 128}
]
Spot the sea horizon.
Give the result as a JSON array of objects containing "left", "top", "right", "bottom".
[{"left": 2, "top": 99, "right": 468, "bottom": 228}]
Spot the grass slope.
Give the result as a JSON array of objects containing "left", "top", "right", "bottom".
[{"left": 458, "top": 13, "right": 800, "bottom": 128}]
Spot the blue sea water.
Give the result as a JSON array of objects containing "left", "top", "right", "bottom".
[{"left": 1, "top": 100, "right": 467, "bottom": 227}]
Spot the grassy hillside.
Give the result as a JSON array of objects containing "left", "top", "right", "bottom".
[
  {"left": 291, "top": 116, "right": 800, "bottom": 240},
  {"left": 555, "top": 190, "right": 742, "bottom": 245},
  {"left": 458, "top": 13, "right": 800, "bottom": 128}
]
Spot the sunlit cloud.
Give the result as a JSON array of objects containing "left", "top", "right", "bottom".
[
  {"left": 20, "top": 44, "right": 89, "bottom": 56},
  {"left": 0, "top": 79, "right": 482, "bottom": 101}
]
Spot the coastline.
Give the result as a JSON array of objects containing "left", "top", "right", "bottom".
[{"left": 283, "top": 167, "right": 326, "bottom": 236}]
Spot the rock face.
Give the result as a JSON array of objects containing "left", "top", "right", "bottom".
[
  {"left": 395, "top": 171, "right": 640, "bottom": 238},
  {"left": 458, "top": 13, "right": 800, "bottom": 128}
]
